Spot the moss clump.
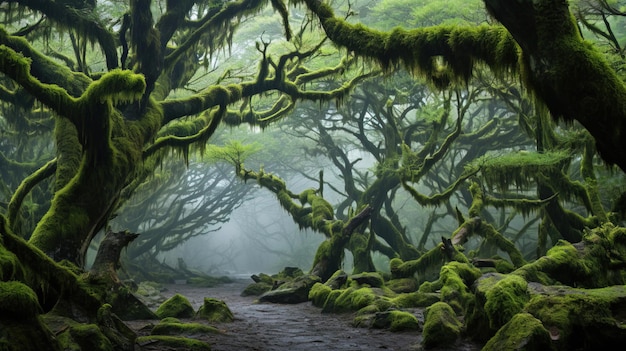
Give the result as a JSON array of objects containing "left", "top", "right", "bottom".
[
  {"left": 484, "top": 275, "right": 529, "bottom": 330},
  {"left": 386, "top": 277, "right": 418, "bottom": 293},
  {"left": 309, "top": 282, "right": 332, "bottom": 307},
  {"left": 420, "top": 262, "right": 481, "bottom": 313},
  {"left": 421, "top": 302, "right": 463, "bottom": 349},
  {"left": 187, "top": 275, "right": 232, "bottom": 287},
  {"left": 195, "top": 297, "right": 234, "bottom": 323},
  {"left": 524, "top": 285, "right": 626, "bottom": 349},
  {"left": 151, "top": 321, "right": 221, "bottom": 337},
  {"left": 0, "top": 281, "right": 41, "bottom": 320},
  {"left": 241, "top": 282, "right": 272, "bottom": 296},
  {"left": 156, "top": 293, "right": 195, "bottom": 319},
  {"left": 135, "top": 335, "right": 211, "bottom": 350},
  {"left": 482, "top": 313, "right": 552, "bottom": 351},
  {"left": 392, "top": 291, "right": 440, "bottom": 308},
  {"left": 350, "top": 272, "right": 384, "bottom": 288},
  {"left": 69, "top": 324, "right": 114, "bottom": 351}
]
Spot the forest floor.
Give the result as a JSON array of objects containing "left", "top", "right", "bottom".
[{"left": 128, "top": 278, "right": 483, "bottom": 351}]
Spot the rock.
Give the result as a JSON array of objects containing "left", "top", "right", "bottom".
[
  {"left": 195, "top": 297, "right": 234, "bottom": 323},
  {"left": 482, "top": 313, "right": 552, "bottom": 351},
  {"left": 422, "top": 301, "right": 462, "bottom": 349},
  {"left": 350, "top": 272, "right": 384, "bottom": 288},
  {"left": 155, "top": 293, "right": 195, "bottom": 319},
  {"left": 259, "top": 274, "right": 321, "bottom": 304}
]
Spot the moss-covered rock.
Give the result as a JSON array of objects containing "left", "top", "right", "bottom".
[
  {"left": 350, "top": 272, "right": 384, "bottom": 288},
  {"left": 483, "top": 274, "right": 529, "bottom": 330},
  {"left": 309, "top": 282, "right": 332, "bottom": 307},
  {"left": 391, "top": 291, "right": 440, "bottom": 308},
  {"left": 0, "top": 281, "right": 41, "bottom": 319},
  {"left": 68, "top": 324, "right": 114, "bottom": 351},
  {"left": 195, "top": 297, "right": 234, "bottom": 323},
  {"left": 258, "top": 274, "right": 321, "bottom": 304},
  {"left": 482, "top": 313, "right": 553, "bottom": 351},
  {"left": 421, "top": 302, "right": 462, "bottom": 349},
  {"left": 419, "top": 261, "right": 481, "bottom": 313},
  {"left": 156, "top": 293, "right": 195, "bottom": 319},
  {"left": 240, "top": 282, "right": 272, "bottom": 296},
  {"left": 187, "top": 275, "right": 232, "bottom": 287},
  {"left": 386, "top": 277, "right": 418, "bottom": 293},
  {"left": 524, "top": 284, "right": 626, "bottom": 350},
  {"left": 373, "top": 310, "right": 421, "bottom": 331}
]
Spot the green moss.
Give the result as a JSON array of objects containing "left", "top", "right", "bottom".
[
  {"left": 388, "top": 310, "right": 420, "bottom": 331},
  {"left": 392, "top": 291, "right": 440, "bottom": 308},
  {"left": 0, "top": 281, "right": 41, "bottom": 320},
  {"left": 422, "top": 302, "right": 463, "bottom": 349},
  {"left": 241, "top": 282, "right": 272, "bottom": 296},
  {"left": 524, "top": 285, "right": 626, "bottom": 349},
  {"left": 69, "top": 324, "right": 113, "bottom": 351},
  {"left": 482, "top": 313, "right": 552, "bottom": 351},
  {"left": 421, "top": 262, "right": 481, "bottom": 314},
  {"left": 155, "top": 293, "right": 195, "bottom": 319},
  {"left": 135, "top": 335, "right": 211, "bottom": 350},
  {"left": 0, "top": 243, "right": 22, "bottom": 281},
  {"left": 309, "top": 282, "right": 332, "bottom": 307},
  {"left": 484, "top": 275, "right": 529, "bottom": 330},
  {"left": 195, "top": 297, "right": 234, "bottom": 323},
  {"left": 386, "top": 277, "right": 418, "bottom": 293}
]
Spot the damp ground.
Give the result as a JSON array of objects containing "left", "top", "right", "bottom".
[{"left": 129, "top": 278, "right": 483, "bottom": 351}]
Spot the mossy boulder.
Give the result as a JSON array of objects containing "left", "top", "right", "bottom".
[
  {"left": 370, "top": 310, "right": 421, "bottom": 331},
  {"left": 482, "top": 313, "right": 553, "bottom": 351},
  {"left": 524, "top": 284, "right": 626, "bottom": 350},
  {"left": 195, "top": 297, "right": 234, "bottom": 323},
  {"left": 156, "top": 293, "right": 195, "bottom": 319},
  {"left": 258, "top": 274, "right": 321, "bottom": 304},
  {"left": 68, "top": 324, "right": 114, "bottom": 351},
  {"left": 309, "top": 282, "right": 333, "bottom": 307},
  {"left": 324, "top": 270, "right": 348, "bottom": 289},
  {"left": 421, "top": 302, "right": 462, "bottom": 349},
  {"left": 187, "top": 275, "right": 232, "bottom": 287},
  {"left": 350, "top": 272, "right": 384, "bottom": 288},
  {"left": 391, "top": 291, "right": 440, "bottom": 308},
  {"left": 240, "top": 282, "right": 272, "bottom": 296},
  {"left": 0, "top": 281, "right": 41, "bottom": 320},
  {"left": 386, "top": 277, "right": 418, "bottom": 293}
]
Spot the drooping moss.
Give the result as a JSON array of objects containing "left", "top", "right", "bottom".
[
  {"left": 421, "top": 302, "right": 463, "bottom": 349},
  {"left": 156, "top": 293, "right": 195, "bottom": 319},
  {"left": 195, "top": 297, "right": 234, "bottom": 323},
  {"left": 482, "top": 313, "right": 553, "bottom": 351}
]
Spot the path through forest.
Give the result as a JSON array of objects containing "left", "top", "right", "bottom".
[{"left": 131, "top": 278, "right": 482, "bottom": 351}]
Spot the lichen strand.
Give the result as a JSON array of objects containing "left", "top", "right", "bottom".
[{"left": 302, "top": 0, "right": 519, "bottom": 87}]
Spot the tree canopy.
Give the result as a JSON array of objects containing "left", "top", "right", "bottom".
[{"left": 3, "top": 0, "right": 626, "bottom": 350}]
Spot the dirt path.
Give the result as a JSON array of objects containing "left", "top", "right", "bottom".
[{"left": 131, "top": 279, "right": 481, "bottom": 350}]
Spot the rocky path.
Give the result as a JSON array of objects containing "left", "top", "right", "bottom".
[{"left": 131, "top": 279, "right": 481, "bottom": 350}]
